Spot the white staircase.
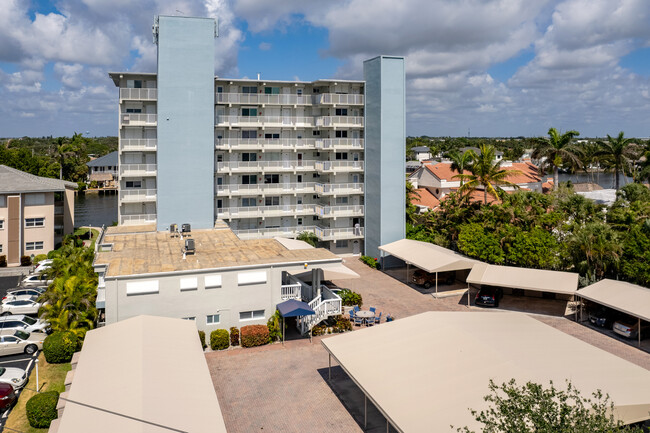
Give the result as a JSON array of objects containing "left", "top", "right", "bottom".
[{"left": 297, "top": 286, "right": 342, "bottom": 335}]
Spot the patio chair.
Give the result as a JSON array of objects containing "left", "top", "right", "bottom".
[
  {"left": 369, "top": 307, "right": 376, "bottom": 313},
  {"left": 353, "top": 315, "right": 364, "bottom": 327},
  {"left": 375, "top": 312, "right": 382, "bottom": 324},
  {"left": 348, "top": 310, "right": 355, "bottom": 320},
  {"left": 365, "top": 317, "right": 374, "bottom": 327},
  {"left": 353, "top": 305, "right": 360, "bottom": 312}
]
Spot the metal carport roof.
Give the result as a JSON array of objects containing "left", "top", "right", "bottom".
[
  {"left": 466, "top": 262, "right": 579, "bottom": 295},
  {"left": 578, "top": 279, "right": 650, "bottom": 322},
  {"left": 378, "top": 239, "right": 478, "bottom": 273}
]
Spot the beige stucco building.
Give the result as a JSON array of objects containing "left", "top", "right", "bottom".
[{"left": 0, "top": 165, "right": 76, "bottom": 265}]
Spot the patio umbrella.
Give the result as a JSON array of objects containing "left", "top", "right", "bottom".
[{"left": 276, "top": 299, "right": 315, "bottom": 344}]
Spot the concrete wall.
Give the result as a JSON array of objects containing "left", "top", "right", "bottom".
[
  {"left": 363, "top": 56, "right": 406, "bottom": 259},
  {"left": 156, "top": 16, "right": 216, "bottom": 230}
]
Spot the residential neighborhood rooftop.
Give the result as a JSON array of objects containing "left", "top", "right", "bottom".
[
  {"left": 86, "top": 151, "right": 118, "bottom": 168},
  {"left": 0, "top": 164, "right": 77, "bottom": 193},
  {"left": 423, "top": 160, "right": 541, "bottom": 184}
]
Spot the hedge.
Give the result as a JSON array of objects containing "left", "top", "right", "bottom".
[
  {"left": 0, "top": 255, "right": 6, "bottom": 267},
  {"left": 43, "top": 331, "right": 78, "bottom": 363},
  {"left": 339, "top": 289, "right": 363, "bottom": 308},
  {"left": 229, "top": 327, "right": 240, "bottom": 346},
  {"left": 20, "top": 255, "right": 32, "bottom": 267},
  {"left": 26, "top": 391, "right": 59, "bottom": 428},
  {"left": 360, "top": 255, "right": 380, "bottom": 269},
  {"left": 241, "top": 325, "right": 270, "bottom": 348},
  {"left": 210, "top": 329, "right": 229, "bottom": 350},
  {"left": 198, "top": 330, "right": 207, "bottom": 350}
]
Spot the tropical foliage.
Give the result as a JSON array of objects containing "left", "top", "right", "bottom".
[
  {"left": 297, "top": 231, "right": 318, "bottom": 247},
  {"left": 595, "top": 132, "right": 639, "bottom": 190},
  {"left": 532, "top": 127, "right": 582, "bottom": 189}
]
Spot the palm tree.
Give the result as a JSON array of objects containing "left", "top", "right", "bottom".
[
  {"left": 595, "top": 132, "right": 638, "bottom": 190},
  {"left": 406, "top": 181, "right": 420, "bottom": 224},
  {"left": 447, "top": 149, "right": 477, "bottom": 186},
  {"left": 454, "top": 144, "right": 521, "bottom": 205},
  {"left": 532, "top": 127, "right": 581, "bottom": 189},
  {"left": 296, "top": 231, "right": 318, "bottom": 247}
]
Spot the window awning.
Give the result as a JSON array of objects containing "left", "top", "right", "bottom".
[
  {"left": 379, "top": 239, "right": 478, "bottom": 273},
  {"left": 277, "top": 299, "right": 315, "bottom": 317},
  {"left": 466, "top": 263, "right": 579, "bottom": 295},
  {"left": 578, "top": 279, "right": 650, "bottom": 322}
]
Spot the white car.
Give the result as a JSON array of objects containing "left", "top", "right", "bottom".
[
  {"left": 20, "top": 275, "right": 52, "bottom": 289},
  {"left": 0, "top": 315, "right": 49, "bottom": 334},
  {"left": 0, "top": 330, "right": 44, "bottom": 356},
  {"left": 32, "top": 259, "right": 53, "bottom": 275},
  {"left": 0, "top": 300, "right": 41, "bottom": 316},
  {"left": 2, "top": 288, "right": 45, "bottom": 303},
  {"left": 0, "top": 367, "right": 27, "bottom": 389}
]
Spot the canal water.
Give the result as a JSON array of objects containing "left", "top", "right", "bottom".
[{"left": 74, "top": 192, "right": 118, "bottom": 228}]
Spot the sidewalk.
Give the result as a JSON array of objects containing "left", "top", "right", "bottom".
[{"left": 0, "top": 266, "right": 30, "bottom": 277}]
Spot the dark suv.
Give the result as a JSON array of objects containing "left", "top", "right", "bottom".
[{"left": 475, "top": 286, "right": 503, "bottom": 308}]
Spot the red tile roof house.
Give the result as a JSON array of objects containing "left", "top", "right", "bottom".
[{"left": 408, "top": 160, "right": 542, "bottom": 208}]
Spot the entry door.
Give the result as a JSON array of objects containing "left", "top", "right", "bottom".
[
  {"left": 282, "top": 108, "right": 291, "bottom": 125},
  {"left": 297, "top": 153, "right": 303, "bottom": 167},
  {"left": 282, "top": 195, "right": 291, "bottom": 212},
  {"left": 353, "top": 241, "right": 360, "bottom": 255},
  {"left": 282, "top": 174, "right": 291, "bottom": 191},
  {"left": 282, "top": 152, "right": 291, "bottom": 169}
]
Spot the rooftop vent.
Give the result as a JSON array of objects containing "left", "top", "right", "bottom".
[
  {"left": 184, "top": 238, "right": 195, "bottom": 255},
  {"left": 170, "top": 223, "right": 178, "bottom": 237},
  {"left": 181, "top": 223, "right": 191, "bottom": 234}
]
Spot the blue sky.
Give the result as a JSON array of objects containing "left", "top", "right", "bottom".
[{"left": 0, "top": 0, "right": 649, "bottom": 138}]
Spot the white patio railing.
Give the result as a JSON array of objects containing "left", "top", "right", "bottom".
[
  {"left": 120, "top": 88, "right": 157, "bottom": 101},
  {"left": 297, "top": 286, "right": 342, "bottom": 334},
  {"left": 280, "top": 283, "right": 301, "bottom": 301},
  {"left": 315, "top": 183, "right": 364, "bottom": 195},
  {"left": 216, "top": 182, "right": 317, "bottom": 196}
]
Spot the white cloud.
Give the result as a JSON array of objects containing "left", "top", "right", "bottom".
[{"left": 258, "top": 42, "right": 272, "bottom": 51}]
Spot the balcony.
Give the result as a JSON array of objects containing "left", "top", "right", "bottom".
[
  {"left": 120, "top": 88, "right": 157, "bottom": 101},
  {"left": 216, "top": 182, "right": 317, "bottom": 196},
  {"left": 215, "top": 138, "right": 317, "bottom": 151},
  {"left": 120, "top": 164, "right": 157, "bottom": 177},
  {"left": 314, "top": 226, "right": 364, "bottom": 241},
  {"left": 280, "top": 283, "right": 302, "bottom": 301},
  {"left": 121, "top": 113, "right": 157, "bottom": 127},
  {"left": 315, "top": 138, "right": 364, "bottom": 151},
  {"left": 215, "top": 116, "right": 315, "bottom": 128},
  {"left": 121, "top": 139, "right": 157, "bottom": 152},
  {"left": 218, "top": 204, "right": 317, "bottom": 219},
  {"left": 119, "top": 213, "right": 156, "bottom": 225},
  {"left": 233, "top": 225, "right": 364, "bottom": 241},
  {"left": 216, "top": 93, "right": 314, "bottom": 106},
  {"left": 216, "top": 160, "right": 317, "bottom": 173},
  {"left": 318, "top": 93, "right": 364, "bottom": 106},
  {"left": 119, "top": 189, "right": 157, "bottom": 203},
  {"left": 315, "top": 183, "right": 364, "bottom": 195},
  {"left": 315, "top": 161, "right": 364, "bottom": 173},
  {"left": 316, "top": 116, "right": 364, "bottom": 128},
  {"left": 315, "top": 205, "right": 364, "bottom": 218}
]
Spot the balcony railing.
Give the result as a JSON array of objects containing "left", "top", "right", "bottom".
[
  {"left": 315, "top": 161, "right": 364, "bottom": 172},
  {"left": 280, "top": 283, "right": 302, "bottom": 301},
  {"left": 315, "top": 205, "right": 364, "bottom": 218},
  {"left": 215, "top": 138, "right": 317, "bottom": 151},
  {"left": 119, "top": 189, "right": 157, "bottom": 203},
  {"left": 219, "top": 204, "right": 317, "bottom": 219},
  {"left": 216, "top": 160, "right": 317, "bottom": 173},
  {"left": 216, "top": 93, "right": 314, "bottom": 106},
  {"left": 216, "top": 182, "right": 317, "bottom": 196},
  {"left": 314, "top": 226, "right": 364, "bottom": 241},
  {"left": 120, "top": 88, "right": 157, "bottom": 101},
  {"left": 119, "top": 213, "right": 156, "bottom": 225},
  {"left": 215, "top": 116, "right": 315, "bottom": 128},
  {"left": 316, "top": 116, "right": 364, "bottom": 128},
  {"left": 120, "top": 164, "right": 157, "bottom": 177},
  {"left": 233, "top": 225, "right": 364, "bottom": 241},
  {"left": 315, "top": 183, "right": 364, "bottom": 195},
  {"left": 318, "top": 93, "right": 364, "bottom": 105},
  {"left": 121, "top": 113, "right": 157, "bottom": 126},
  {"left": 315, "top": 139, "right": 364, "bottom": 150},
  {"left": 121, "top": 138, "right": 157, "bottom": 152}
]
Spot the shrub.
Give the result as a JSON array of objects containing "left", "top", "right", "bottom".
[
  {"left": 229, "top": 327, "right": 240, "bottom": 346},
  {"left": 0, "top": 255, "right": 6, "bottom": 267},
  {"left": 20, "top": 255, "right": 32, "bottom": 266},
  {"left": 339, "top": 289, "right": 363, "bottom": 308},
  {"left": 33, "top": 254, "right": 48, "bottom": 264},
  {"left": 241, "top": 325, "right": 270, "bottom": 348},
  {"left": 335, "top": 316, "right": 352, "bottom": 332},
  {"left": 26, "top": 391, "right": 59, "bottom": 428},
  {"left": 43, "top": 331, "right": 78, "bottom": 363},
  {"left": 210, "top": 329, "right": 229, "bottom": 350},
  {"left": 311, "top": 324, "right": 327, "bottom": 336},
  {"left": 360, "top": 255, "right": 380, "bottom": 269},
  {"left": 198, "top": 330, "right": 207, "bottom": 350},
  {"left": 267, "top": 310, "right": 282, "bottom": 342}
]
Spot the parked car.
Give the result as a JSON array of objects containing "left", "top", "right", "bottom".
[
  {"left": 20, "top": 274, "right": 52, "bottom": 288},
  {"left": 0, "top": 300, "right": 41, "bottom": 316},
  {"left": 0, "top": 330, "right": 44, "bottom": 356},
  {"left": 2, "top": 288, "right": 45, "bottom": 303},
  {"left": 588, "top": 307, "right": 616, "bottom": 328},
  {"left": 613, "top": 316, "right": 650, "bottom": 339},
  {"left": 0, "top": 382, "right": 17, "bottom": 412},
  {"left": 0, "top": 367, "right": 27, "bottom": 389},
  {"left": 412, "top": 270, "right": 455, "bottom": 289},
  {"left": 0, "top": 315, "right": 49, "bottom": 334},
  {"left": 475, "top": 286, "right": 503, "bottom": 308},
  {"left": 32, "top": 259, "right": 53, "bottom": 275}
]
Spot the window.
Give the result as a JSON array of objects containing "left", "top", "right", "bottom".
[
  {"left": 216, "top": 86, "right": 223, "bottom": 93},
  {"left": 335, "top": 152, "right": 348, "bottom": 160},
  {"left": 264, "top": 174, "right": 279, "bottom": 184},
  {"left": 241, "top": 198, "right": 256, "bottom": 207},
  {"left": 125, "top": 108, "right": 142, "bottom": 113},
  {"left": 126, "top": 280, "right": 159, "bottom": 295},
  {"left": 335, "top": 130, "right": 348, "bottom": 138},
  {"left": 312, "top": 130, "right": 321, "bottom": 136},
  {"left": 242, "top": 153, "right": 257, "bottom": 162},
  {"left": 25, "top": 218, "right": 45, "bottom": 227},
  {"left": 265, "top": 197, "right": 279, "bottom": 206},
  {"left": 241, "top": 86, "right": 257, "bottom": 94},
  {"left": 25, "top": 242, "right": 43, "bottom": 251},
  {"left": 336, "top": 196, "right": 349, "bottom": 205},
  {"left": 205, "top": 275, "right": 222, "bottom": 289},
  {"left": 125, "top": 181, "right": 142, "bottom": 188},
  {"left": 0, "top": 220, "right": 3, "bottom": 229},
  {"left": 0, "top": 245, "right": 3, "bottom": 253},
  {"left": 127, "top": 79, "right": 142, "bottom": 88},
  {"left": 296, "top": 88, "right": 303, "bottom": 96},
  {"left": 297, "top": 218, "right": 303, "bottom": 225},
  {"left": 242, "top": 108, "right": 257, "bottom": 117},
  {"left": 239, "top": 310, "right": 265, "bottom": 321},
  {"left": 25, "top": 194, "right": 45, "bottom": 206},
  {"left": 264, "top": 133, "right": 280, "bottom": 139},
  {"left": 180, "top": 277, "right": 198, "bottom": 291},
  {"left": 216, "top": 154, "right": 224, "bottom": 162},
  {"left": 216, "top": 177, "right": 223, "bottom": 186},
  {"left": 336, "top": 240, "right": 349, "bottom": 248},
  {"left": 207, "top": 314, "right": 221, "bottom": 325},
  {"left": 237, "top": 271, "right": 267, "bottom": 285},
  {"left": 335, "top": 108, "right": 348, "bottom": 116},
  {"left": 297, "top": 175, "right": 303, "bottom": 183},
  {"left": 242, "top": 130, "right": 256, "bottom": 139},
  {"left": 182, "top": 317, "right": 196, "bottom": 321},
  {"left": 242, "top": 175, "right": 257, "bottom": 185},
  {"left": 264, "top": 87, "right": 280, "bottom": 94}
]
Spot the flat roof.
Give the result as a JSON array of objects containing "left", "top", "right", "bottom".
[
  {"left": 57, "top": 315, "right": 227, "bottom": 432},
  {"left": 96, "top": 227, "right": 340, "bottom": 278},
  {"left": 322, "top": 311, "right": 650, "bottom": 432},
  {"left": 379, "top": 239, "right": 478, "bottom": 273},
  {"left": 578, "top": 279, "right": 650, "bottom": 322},
  {"left": 467, "top": 262, "right": 579, "bottom": 295},
  {"left": 215, "top": 77, "right": 364, "bottom": 85}
]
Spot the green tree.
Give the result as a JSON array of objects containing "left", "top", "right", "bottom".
[
  {"left": 456, "top": 379, "right": 643, "bottom": 433},
  {"left": 406, "top": 181, "right": 420, "bottom": 224},
  {"left": 564, "top": 222, "right": 621, "bottom": 282},
  {"left": 447, "top": 148, "right": 477, "bottom": 186},
  {"left": 532, "top": 128, "right": 581, "bottom": 189},
  {"left": 619, "top": 221, "right": 650, "bottom": 287},
  {"left": 596, "top": 132, "right": 638, "bottom": 190},
  {"left": 296, "top": 231, "right": 318, "bottom": 247},
  {"left": 457, "top": 223, "right": 505, "bottom": 264}
]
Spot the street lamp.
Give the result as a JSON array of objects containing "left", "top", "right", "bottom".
[{"left": 35, "top": 358, "right": 39, "bottom": 392}]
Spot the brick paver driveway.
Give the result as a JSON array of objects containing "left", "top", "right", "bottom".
[{"left": 206, "top": 259, "right": 650, "bottom": 433}]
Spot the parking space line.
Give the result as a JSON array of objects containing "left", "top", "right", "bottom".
[{"left": 0, "top": 357, "right": 33, "bottom": 365}]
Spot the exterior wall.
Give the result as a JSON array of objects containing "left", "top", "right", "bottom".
[
  {"left": 156, "top": 16, "right": 216, "bottom": 230},
  {"left": 22, "top": 193, "right": 55, "bottom": 257},
  {"left": 363, "top": 56, "right": 406, "bottom": 259},
  {"left": 63, "top": 188, "right": 74, "bottom": 235},
  {"left": 0, "top": 195, "right": 6, "bottom": 259}
]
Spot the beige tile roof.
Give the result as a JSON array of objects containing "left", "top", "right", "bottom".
[
  {"left": 424, "top": 161, "right": 541, "bottom": 184},
  {"left": 412, "top": 188, "right": 440, "bottom": 210},
  {"left": 97, "top": 228, "right": 339, "bottom": 277}
]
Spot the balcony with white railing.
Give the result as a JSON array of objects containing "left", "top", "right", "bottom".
[
  {"left": 318, "top": 93, "right": 364, "bottom": 106},
  {"left": 121, "top": 113, "right": 157, "bottom": 127},
  {"left": 315, "top": 138, "right": 364, "bottom": 150},
  {"left": 120, "top": 138, "right": 157, "bottom": 152},
  {"left": 216, "top": 160, "right": 317, "bottom": 173},
  {"left": 316, "top": 116, "right": 364, "bottom": 128},
  {"left": 233, "top": 226, "right": 309, "bottom": 240},
  {"left": 315, "top": 205, "right": 364, "bottom": 218},
  {"left": 315, "top": 183, "right": 364, "bottom": 195},
  {"left": 119, "top": 213, "right": 156, "bottom": 225},
  {"left": 298, "top": 286, "right": 343, "bottom": 334},
  {"left": 120, "top": 164, "right": 157, "bottom": 177},
  {"left": 216, "top": 182, "right": 317, "bottom": 196},
  {"left": 120, "top": 88, "right": 157, "bottom": 101},
  {"left": 216, "top": 93, "right": 314, "bottom": 106},
  {"left": 280, "top": 283, "right": 302, "bottom": 301},
  {"left": 219, "top": 204, "right": 317, "bottom": 219},
  {"left": 215, "top": 115, "right": 315, "bottom": 128},
  {"left": 314, "top": 226, "right": 364, "bottom": 241},
  {"left": 119, "top": 189, "right": 157, "bottom": 203},
  {"left": 215, "top": 138, "right": 317, "bottom": 151},
  {"left": 315, "top": 161, "right": 364, "bottom": 173}
]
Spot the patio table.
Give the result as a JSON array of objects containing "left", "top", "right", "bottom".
[{"left": 354, "top": 310, "right": 375, "bottom": 319}]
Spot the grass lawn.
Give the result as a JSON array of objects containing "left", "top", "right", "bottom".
[
  {"left": 4, "top": 353, "right": 71, "bottom": 432},
  {"left": 73, "top": 227, "right": 100, "bottom": 250}
]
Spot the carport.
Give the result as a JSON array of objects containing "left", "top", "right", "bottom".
[
  {"left": 466, "top": 263, "right": 579, "bottom": 305},
  {"left": 577, "top": 279, "right": 650, "bottom": 348},
  {"left": 378, "top": 239, "right": 478, "bottom": 295}
]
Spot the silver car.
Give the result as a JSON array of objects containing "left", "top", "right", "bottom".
[
  {"left": 0, "top": 300, "right": 41, "bottom": 316},
  {"left": 0, "top": 367, "right": 27, "bottom": 389},
  {"left": 20, "top": 275, "right": 52, "bottom": 289},
  {"left": 0, "top": 315, "right": 49, "bottom": 334},
  {"left": 0, "top": 330, "right": 44, "bottom": 356},
  {"left": 3, "top": 288, "right": 45, "bottom": 303}
]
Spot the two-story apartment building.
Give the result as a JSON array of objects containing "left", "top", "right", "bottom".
[
  {"left": 0, "top": 165, "right": 75, "bottom": 264},
  {"left": 86, "top": 151, "right": 118, "bottom": 188}
]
